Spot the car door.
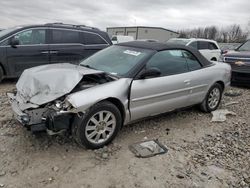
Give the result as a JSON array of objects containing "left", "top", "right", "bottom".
[
  {"left": 6, "top": 28, "right": 49, "bottom": 77},
  {"left": 49, "top": 28, "right": 85, "bottom": 65},
  {"left": 129, "top": 49, "right": 193, "bottom": 121},
  {"left": 182, "top": 50, "right": 212, "bottom": 104}
]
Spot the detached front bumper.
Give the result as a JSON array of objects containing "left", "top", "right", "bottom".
[{"left": 7, "top": 93, "right": 73, "bottom": 132}]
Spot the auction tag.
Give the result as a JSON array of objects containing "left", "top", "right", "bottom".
[{"left": 123, "top": 50, "right": 141, "bottom": 56}]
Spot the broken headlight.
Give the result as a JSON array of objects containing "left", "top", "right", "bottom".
[{"left": 54, "top": 100, "right": 73, "bottom": 111}]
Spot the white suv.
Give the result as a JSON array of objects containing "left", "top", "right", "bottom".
[{"left": 167, "top": 38, "right": 222, "bottom": 61}]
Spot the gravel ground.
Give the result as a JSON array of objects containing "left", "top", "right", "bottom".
[{"left": 0, "top": 80, "right": 249, "bottom": 188}]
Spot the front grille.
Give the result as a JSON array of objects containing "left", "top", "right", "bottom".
[
  {"left": 230, "top": 64, "right": 250, "bottom": 72},
  {"left": 232, "top": 72, "right": 250, "bottom": 84}
]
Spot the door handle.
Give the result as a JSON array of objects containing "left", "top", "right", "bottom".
[
  {"left": 184, "top": 80, "right": 191, "bottom": 85},
  {"left": 50, "top": 51, "right": 58, "bottom": 54},
  {"left": 41, "top": 51, "right": 49, "bottom": 54}
]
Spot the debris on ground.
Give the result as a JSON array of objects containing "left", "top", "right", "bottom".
[
  {"left": 225, "top": 101, "right": 239, "bottom": 106},
  {"left": 185, "top": 119, "right": 250, "bottom": 187},
  {"left": 224, "top": 90, "right": 242, "bottom": 97},
  {"left": 93, "top": 143, "right": 122, "bottom": 161},
  {"left": 211, "top": 109, "right": 236, "bottom": 122},
  {"left": 129, "top": 140, "right": 167, "bottom": 158}
]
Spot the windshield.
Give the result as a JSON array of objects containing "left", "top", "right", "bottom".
[
  {"left": 237, "top": 40, "right": 250, "bottom": 51},
  {"left": 80, "top": 45, "right": 152, "bottom": 76},
  {"left": 167, "top": 39, "right": 190, "bottom": 45}
]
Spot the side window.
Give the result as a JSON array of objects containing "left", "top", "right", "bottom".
[
  {"left": 182, "top": 50, "right": 202, "bottom": 71},
  {"left": 146, "top": 50, "right": 188, "bottom": 76},
  {"left": 52, "top": 29, "right": 80, "bottom": 44},
  {"left": 14, "top": 29, "right": 45, "bottom": 45},
  {"left": 189, "top": 41, "right": 198, "bottom": 49},
  {"left": 209, "top": 42, "right": 218, "bottom": 50},
  {"left": 83, "top": 32, "right": 107, "bottom": 45},
  {"left": 198, "top": 41, "right": 209, "bottom": 50},
  {"left": 0, "top": 40, "right": 9, "bottom": 46}
]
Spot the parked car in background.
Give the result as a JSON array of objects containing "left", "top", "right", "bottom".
[
  {"left": 223, "top": 39, "right": 250, "bottom": 86},
  {"left": 167, "top": 38, "right": 222, "bottom": 61},
  {"left": 111, "top": 35, "right": 134, "bottom": 44},
  {"left": 0, "top": 23, "right": 112, "bottom": 82},
  {"left": 8, "top": 41, "right": 231, "bottom": 149}
]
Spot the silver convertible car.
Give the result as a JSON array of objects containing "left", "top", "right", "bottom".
[{"left": 8, "top": 41, "right": 231, "bottom": 148}]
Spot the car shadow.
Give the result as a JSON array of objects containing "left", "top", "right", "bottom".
[{"left": 1, "top": 78, "right": 18, "bottom": 84}]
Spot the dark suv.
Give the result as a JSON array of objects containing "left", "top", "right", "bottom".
[
  {"left": 0, "top": 23, "right": 112, "bottom": 82},
  {"left": 223, "top": 40, "right": 250, "bottom": 86}
]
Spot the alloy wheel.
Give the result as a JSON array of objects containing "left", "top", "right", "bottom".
[{"left": 85, "top": 110, "right": 116, "bottom": 144}]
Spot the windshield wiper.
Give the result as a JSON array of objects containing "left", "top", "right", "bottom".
[{"left": 80, "top": 64, "right": 96, "bottom": 70}]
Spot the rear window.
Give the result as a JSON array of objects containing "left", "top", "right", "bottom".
[
  {"left": 198, "top": 41, "right": 209, "bottom": 50},
  {"left": 52, "top": 29, "right": 80, "bottom": 44},
  {"left": 209, "top": 42, "right": 218, "bottom": 50},
  {"left": 83, "top": 32, "right": 107, "bottom": 45}
]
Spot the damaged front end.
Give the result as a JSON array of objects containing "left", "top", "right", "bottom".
[
  {"left": 7, "top": 63, "right": 116, "bottom": 134},
  {"left": 7, "top": 92, "right": 75, "bottom": 133}
]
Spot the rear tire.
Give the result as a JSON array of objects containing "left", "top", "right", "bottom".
[
  {"left": 0, "top": 67, "right": 3, "bottom": 83},
  {"left": 72, "top": 101, "right": 122, "bottom": 149},
  {"left": 200, "top": 83, "right": 223, "bottom": 112}
]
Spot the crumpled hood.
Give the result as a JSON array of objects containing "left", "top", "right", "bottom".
[{"left": 16, "top": 63, "right": 103, "bottom": 105}]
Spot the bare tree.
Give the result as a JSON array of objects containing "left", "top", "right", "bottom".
[{"left": 178, "top": 24, "right": 247, "bottom": 42}]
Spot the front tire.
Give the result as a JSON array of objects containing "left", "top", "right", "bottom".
[
  {"left": 200, "top": 83, "right": 223, "bottom": 112},
  {"left": 72, "top": 101, "right": 122, "bottom": 149}
]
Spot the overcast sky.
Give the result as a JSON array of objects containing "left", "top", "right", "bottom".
[{"left": 0, "top": 0, "right": 249, "bottom": 31}]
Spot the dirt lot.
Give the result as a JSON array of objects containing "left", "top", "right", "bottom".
[{"left": 0, "top": 81, "right": 249, "bottom": 188}]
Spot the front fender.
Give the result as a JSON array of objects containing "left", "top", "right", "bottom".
[{"left": 66, "top": 78, "right": 132, "bottom": 122}]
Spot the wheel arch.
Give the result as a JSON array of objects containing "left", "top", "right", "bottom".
[
  {"left": 215, "top": 80, "right": 225, "bottom": 91},
  {"left": 211, "top": 57, "right": 217, "bottom": 61},
  {"left": 103, "top": 97, "right": 126, "bottom": 125},
  {"left": 0, "top": 62, "right": 6, "bottom": 75}
]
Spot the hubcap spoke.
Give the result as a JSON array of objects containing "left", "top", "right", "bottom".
[
  {"left": 106, "top": 127, "right": 113, "bottom": 132},
  {"left": 87, "top": 131, "right": 98, "bottom": 139},
  {"left": 106, "top": 120, "right": 115, "bottom": 126},
  {"left": 102, "top": 132, "right": 107, "bottom": 139},
  {"left": 90, "top": 117, "right": 99, "bottom": 126},
  {"left": 95, "top": 133, "right": 101, "bottom": 142},
  {"left": 86, "top": 126, "right": 96, "bottom": 131},
  {"left": 99, "top": 112, "right": 104, "bottom": 121},
  {"left": 104, "top": 113, "right": 111, "bottom": 122}
]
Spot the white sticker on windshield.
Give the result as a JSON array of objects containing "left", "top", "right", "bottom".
[{"left": 123, "top": 50, "right": 141, "bottom": 56}]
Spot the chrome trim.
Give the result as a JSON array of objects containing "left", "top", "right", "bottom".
[
  {"left": 225, "top": 57, "right": 250, "bottom": 60},
  {"left": 0, "top": 43, "right": 109, "bottom": 48}
]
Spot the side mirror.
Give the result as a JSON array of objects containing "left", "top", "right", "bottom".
[
  {"left": 139, "top": 67, "right": 161, "bottom": 79},
  {"left": 10, "top": 38, "right": 19, "bottom": 48}
]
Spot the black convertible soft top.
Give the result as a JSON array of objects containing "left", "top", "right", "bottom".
[{"left": 118, "top": 41, "right": 213, "bottom": 67}]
